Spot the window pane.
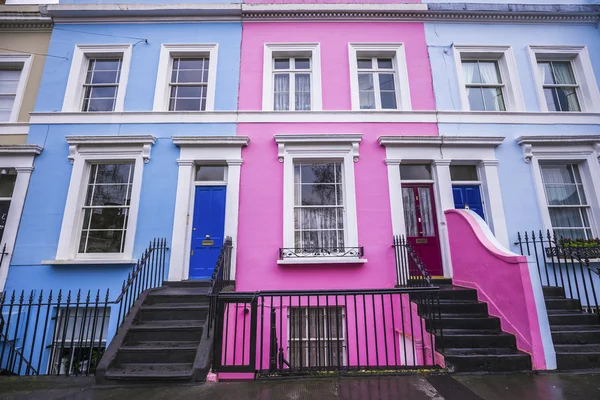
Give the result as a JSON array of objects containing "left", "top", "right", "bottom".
[
  {"left": 400, "top": 164, "right": 432, "bottom": 180},
  {"left": 295, "top": 74, "right": 311, "bottom": 111},
  {"left": 379, "top": 71, "right": 398, "bottom": 109},
  {"left": 418, "top": 187, "right": 435, "bottom": 237},
  {"left": 462, "top": 61, "right": 481, "bottom": 84},
  {"left": 478, "top": 61, "right": 501, "bottom": 84},
  {"left": 541, "top": 165, "right": 586, "bottom": 206},
  {"left": 402, "top": 188, "right": 418, "bottom": 237},
  {"left": 294, "top": 208, "right": 340, "bottom": 230},
  {"left": 171, "top": 98, "right": 202, "bottom": 111},
  {"left": 82, "top": 207, "right": 127, "bottom": 231},
  {"left": 91, "top": 164, "right": 133, "bottom": 184},
  {"left": 295, "top": 58, "right": 310, "bottom": 69},
  {"left": 358, "top": 73, "right": 375, "bottom": 110},
  {"left": 196, "top": 165, "right": 225, "bottom": 181},
  {"left": 481, "top": 87, "right": 505, "bottom": 111},
  {"left": 85, "top": 98, "right": 116, "bottom": 112},
  {"left": 467, "top": 88, "right": 485, "bottom": 111},
  {"left": 358, "top": 73, "right": 374, "bottom": 91},
  {"left": 378, "top": 73, "right": 395, "bottom": 91},
  {"left": 549, "top": 208, "right": 589, "bottom": 229},
  {"left": 357, "top": 59, "right": 372, "bottom": 69},
  {"left": 0, "top": 69, "right": 20, "bottom": 93},
  {"left": 79, "top": 229, "right": 124, "bottom": 253},
  {"left": 450, "top": 165, "right": 478, "bottom": 181},
  {"left": 544, "top": 88, "right": 559, "bottom": 111},
  {"left": 538, "top": 62, "right": 554, "bottom": 85},
  {"left": 551, "top": 61, "right": 576, "bottom": 85},
  {"left": 0, "top": 172, "right": 16, "bottom": 198},
  {"left": 274, "top": 58, "right": 290, "bottom": 70},
  {"left": 296, "top": 163, "right": 337, "bottom": 184},
  {"left": 556, "top": 87, "right": 580, "bottom": 112},
  {"left": 380, "top": 92, "right": 397, "bottom": 110},
  {"left": 274, "top": 74, "right": 289, "bottom": 111},
  {"left": 377, "top": 58, "right": 393, "bottom": 69}
]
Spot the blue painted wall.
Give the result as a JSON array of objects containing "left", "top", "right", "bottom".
[
  {"left": 59, "top": 0, "right": 241, "bottom": 5},
  {"left": 6, "top": 21, "right": 242, "bottom": 293},
  {"left": 36, "top": 23, "right": 241, "bottom": 112}
]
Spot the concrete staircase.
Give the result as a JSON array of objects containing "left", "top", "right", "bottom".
[
  {"left": 417, "top": 283, "right": 532, "bottom": 372},
  {"left": 544, "top": 286, "right": 600, "bottom": 370},
  {"left": 96, "top": 281, "right": 213, "bottom": 384}
]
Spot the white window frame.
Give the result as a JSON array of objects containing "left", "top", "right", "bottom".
[
  {"left": 453, "top": 45, "right": 525, "bottom": 112},
  {"left": 527, "top": 45, "right": 600, "bottom": 113},
  {"left": 49, "top": 135, "right": 155, "bottom": 264},
  {"left": 62, "top": 45, "right": 132, "bottom": 113},
  {"left": 518, "top": 135, "right": 600, "bottom": 239},
  {"left": 152, "top": 44, "right": 218, "bottom": 112},
  {"left": 275, "top": 134, "right": 363, "bottom": 265},
  {"left": 263, "top": 43, "right": 322, "bottom": 111},
  {"left": 0, "top": 54, "right": 33, "bottom": 123},
  {"left": 348, "top": 43, "right": 411, "bottom": 111}
]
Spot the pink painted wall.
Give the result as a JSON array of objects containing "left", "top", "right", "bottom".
[
  {"left": 245, "top": 1, "right": 421, "bottom": 4},
  {"left": 236, "top": 123, "right": 437, "bottom": 292},
  {"left": 445, "top": 209, "right": 547, "bottom": 370},
  {"left": 238, "top": 22, "right": 435, "bottom": 111}
]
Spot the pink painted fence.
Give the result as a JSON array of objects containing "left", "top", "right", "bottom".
[
  {"left": 212, "top": 289, "right": 444, "bottom": 379},
  {"left": 445, "top": 209, "right": 547, "bottom": 370}
]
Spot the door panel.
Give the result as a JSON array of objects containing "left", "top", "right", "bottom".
[
  {"left": 452, "top": 185, "right": 485, "bottom": 220},
  {"left": 189, "top": 186, "right": 226, "bottom": 280},
  {"left": 402, "top": 184, "right": 443, "bottom": 276}
]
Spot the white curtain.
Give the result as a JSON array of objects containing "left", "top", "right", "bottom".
[
  {"left": 295, "top": 208, "right": 344, "bottom": 250},
  {"left": 358, "top": 73, "right": 375, "bottom": 109},
  {"left": 462, "top": 61, "right": 477, "bottom": 84},
  {"left": 402, "top": 188, "right": 418, "bottom": 237},
  {"left": 478, "top": 62, "right": 499, "bottom": 84},
  {"left": 418, "top": 188, "right": 435, "bottom": 237},
  {"left": 274, "top": 74, "right": 289, "bottom": 111},
  {"left": 552, "top": 63, "right": 580, "bottom": 111},
  {"left": 295, "top": 74, "right": 311, "bottom": 111}
]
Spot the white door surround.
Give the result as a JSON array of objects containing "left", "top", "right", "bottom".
[
  {"left": 0, "top": 145, "right": 43, "bottom": 291},
  {"left": 168, "top": 136, "right": 249, "bottom": 282},
  {"left": 379, "top": 135, "right": 507, "bottom": 279}
]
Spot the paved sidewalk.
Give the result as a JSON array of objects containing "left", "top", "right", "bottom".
[{"left": 0, "top": 372, "right": 599, "bottom": 400}]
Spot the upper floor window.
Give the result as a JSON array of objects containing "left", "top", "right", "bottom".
[
  {"left": 349, "top": 43, "right": 411, "bottom": 111},
  {"left": 540, "top": 163, "right": 591, "bottom": 240},
  {"left": 462, "top": 60, "right": 505, "bottom": 112},
  {"left": 454, "top": 45, "right": 524, "bottom": 112},
  {"left": 82, "top": 58, "right": 122, "bottom": 112},
  {"left": 262, "top": 44, "right": 322, "bottom": 111},
  {"left": 528, "top": 46, "right": 600, "bottom": 113},
  {"left": 537, "top": 61, "right": 580, "bottom": 112},
  {"left": 63, "top": 45, "right": 132, "bottom": 113},
  {"left": 153, "top": 44, "right": 218, "bottom": 112},
  {"left": 0, "top": 55, "right": 32, "bottom": 122},
  {"left": 357, "top": 57, "right": 397, "bottom": 110},
  {"left": 273, "top": 57, "right": 311, "bottom": 111}
]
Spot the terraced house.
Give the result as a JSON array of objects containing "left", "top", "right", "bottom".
[{"left": 0, "top": 0, "right": 599, "bottom": 383}]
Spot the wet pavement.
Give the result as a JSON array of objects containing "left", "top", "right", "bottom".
[{"left": 0, "top": 372, "right": 599, "bottom": 400}]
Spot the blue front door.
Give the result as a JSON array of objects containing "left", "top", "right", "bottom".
[
  {"left": 189, "top": 186, "right": 226, "bottom": 279},
  {"left": 452, "top": 185, "right": 485, "bottom": 220}
]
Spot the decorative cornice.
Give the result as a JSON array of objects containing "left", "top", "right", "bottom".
[
  {"left": 0, "top": 144, "right": 43, "bottom": 156},
  {"left": 0, "top": 5, "right": 52, "bottom": 30},
  {"left": 65, "top": 135, "right": 156, "bottom": 164},
  {"left": 516, "top": 135, "right": 600, "bottom": 163},
  {"left": 172, "top": 135, "right": 249, "bottom": 147},
  {"left": 275, "top": 133, "right": 362, "bottom": 162},
  {"left": 379, "top": 135, "right": 505, "bottom": 147}
]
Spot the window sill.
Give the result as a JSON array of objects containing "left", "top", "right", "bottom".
[
  {"left": 277, "top": 257, "right": 368, "bottom": 265},
  {"left": 42, "top": 259, "right": 137, "bottom": 265}
]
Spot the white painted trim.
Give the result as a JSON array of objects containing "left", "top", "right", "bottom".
[
  {"left": 277, "top": 257, "right": 367, "bottom": 265},
  {"left": 0, "top": 145, "right": 43, "bottom": 292},
  {"left": 244, "top": 4, "right": 428, "bottom": 12},
  {"left": 54, "top": 135, "right": 155, "bottom": 263},
  {"left": 527, "top": 45, "right": 600, "bottom": 113},
  {"left": 29, "top": 110, "right": 600, "bottom": 125},
  {"left": 168, "top": 136, "right": 248, "bottom": 282},
  {"left": 453, "top": 45, "right": 525, "bottom": 112},
  {"left": 62, "top": 44, "right": 132, "bottom": 112},
  {"left": 382, "top": 137, "right": 508, "bottom": 278},
  {"left": 275, "top": 134, "right": 362, "bottom": 257},
  {"left": 0, "top": 123, "right": 30, "bottom": 135},
  {"left": 262, "top": 43, "right": 322, "bottom": 111},
  {"left": 517, "top": 136, "right": 600, "bottom": 238},
  {"left": 153, "top": 44, "right": 218, "bottom": 112},
  {"left": 348, "top": 43, "right": 411, "bottom": 111},
  {"left": 41, "top": 259, "right": 136, "bottom": 265},
  {"left": 0, "top": 54, "right": 33, "bottom": 123}
]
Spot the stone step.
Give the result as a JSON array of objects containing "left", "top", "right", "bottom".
[
  {"left": 127, "top": 321, "right": 203, "bottom": 342},
  {"left": 116, "top": 345, "right": 197, "bottom": 364},
  {"left": 551, "top": 325, "right": 600, "bottom": 332},
  {"left": 555, "top": 344, "right": 600, "bottom": 353},
  {"left": 426, "top": 316, "right": 501, "bottom": 331},
  {"left": 163, "top": 280, "right": 212, "bottom": 288},
  {"left": 542, "top": 286, "right": 566, "bottom": 298},
  {"left": 123, "top": 340, "right": 200, "bottom": 348},
  {"left": 443, "top": 347, "right": 523, "bottom": 356},
  {"left": 556, "top": 352, "right": 600, "bottom": 370},
  {"left": 104, "top": 363, "right": 193, "bottom": 382},
  {"left": 545, "top": 298, "right": 581, "bottom": 310},
  {"left": 436, "top": 333, "right": 516, "bottom": 349},
  {"left": 145, "top": 292, "right": 209, "bottom": 306},
  {"left": 551, "top": 329, "right": 600, "bottom": 345},
  {"left": 548, "top": 312, "right": 600, "bottom": 326},
  {"left": 138, "top": 304, "right": 209, "bottom": 322},
  {"left": 419, "top": 301, "right": 488, "bottom": 316},
  {"left": 437, "top": 288, "right": 478, "bottom": 302},
  {"left": 444, "top": 353, "right": 532, "bottom": 373}
]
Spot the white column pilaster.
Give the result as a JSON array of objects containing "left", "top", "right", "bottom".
[
  {"left": 479, "top": 159, "right": 509, "bottom": 247},
  {"left": 224, "top": 159, "right": 242, "bottom": 281},
  {"left": 385, "top": 159, "right": 405, "bottom": 236},
  {"left": 168, "top": 160, "right": 195, "bottom": 282},
  {"left": 432, "top": 160, "right": 454, "bottom": 278}
]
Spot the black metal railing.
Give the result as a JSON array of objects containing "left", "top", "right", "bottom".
[
  {"left": 212, "top": 288, "right": 443, "bottom": 377},
  {"left": 0, "top": 238, "right": 168, "bottom": 376},
  {"left": 208, "top": 237, "right": 233, "bottom": 336},
  {"left": 516, "top": 230, "right": 599, "bottom": 323},
  {"left": 393, "top": 235, "right": 433, "bottom": 287},
  {"left": 279, "top": 247, "right": 364, "bottom": 259}
]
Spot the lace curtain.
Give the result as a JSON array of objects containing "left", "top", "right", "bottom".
[
  {"left": 295, "top": 74, "right": 311, "bottom": 111},
  {"left": 274, "top": 74, "right": 290, "bottom": 111}
]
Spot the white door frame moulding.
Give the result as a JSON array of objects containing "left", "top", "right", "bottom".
[
  {"left": 168, "top": 135, "right": 249, "bottom": 282},
  {"left": 379, "top": 135, "right": 507, "bottom": 279},
  {"left": 517, "top": 135, "right": 600, "bottom": 238},
  {"left": 0, "top": 144, "right": 43, "bottom": 292},
  {"left": 28, "top": 110, "right": 600, "bottom": 125}
]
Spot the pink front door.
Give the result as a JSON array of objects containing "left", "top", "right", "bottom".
[{"left": 402, "top": 184, "right": 444, "bottom": 276}]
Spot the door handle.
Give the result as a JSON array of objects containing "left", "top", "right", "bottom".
[
  {"left": 205, "top": 234, "right": 210, "bottom": 239},
  {"left": 191, "top": 250, "right": 194, "bottom": 256}
]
